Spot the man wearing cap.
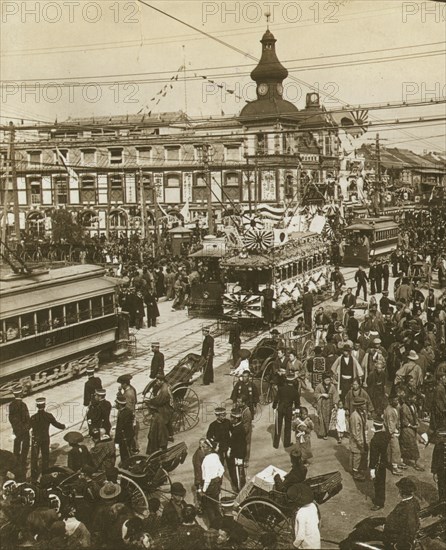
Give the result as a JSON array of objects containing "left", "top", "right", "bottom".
[
  {"left": 161, "top": 482, "right": 187, "bottom": 528},
  {"left": 206, "top": 407, "right": 231, "bottom": 466},
  {"left": 230, "top": 371, "right": 259, "bottom": 417},
  {"left": 146, "top": 374, "right": 174, "bottom": 441},
  {"left": 369, "top": 417, "right": 391, "bottom": 510},
  {"left": 150, "top": 343, "right": 164, "bottom": 379},
  {"left": 331, "top": 343, "right": 363, "bottom": 397},
  {"left": 114, "top": 395, "right": 134, "bottom": 463},
  {"left": 83, "top": 367, "right": 102, "bottom": 407},
  {"left": 383, "top": 477, "right": 420, "bottom": 549},
  {"left": 201, "top": 327, "right": 215, "bottom": 386},
  {"left": 394, "top": 350, "right": 424, "bottom": 391},
  {"left": 90, "top": 428, "right": 116, "bottom": 472},
  {"left": 349, "top": 397, "right": 368, "bottom": 481},
  {"left": 227, "top": 408, "right": 247, "bottom": 491},
  {"left": 8, "top": 387, "right": 30, "bottom": 479},
  {"left": 431, "top": 429, "right": 446, "bottom": 502},
  {"left": 273, "top": 372, "right": 301, "bottom": 449},
  {"left": 30, "top": 397, "right": 66, "bottom": 481},
  {"left": 95, "top": 389, "right": 112, "bottom": 435},
  {"left": 361, "top": 337, "right": 386, "bottom": 380},
  {"left": 354, "top": 266, "right": 369, "bottom": 301}
]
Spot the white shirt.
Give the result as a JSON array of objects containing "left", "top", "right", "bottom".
[
  {"left": 201, "top": 452, "right": 224, "bottom": 491},
  {"left": 293, "top": 503, "right": 321, "bottom": 549},
  {"left": 232, "top": 359, "right": 250, "bottom": 377}
]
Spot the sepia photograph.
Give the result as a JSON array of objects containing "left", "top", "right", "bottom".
[{"left": 0, "top": 0, "right": 445, "bottom": 548}]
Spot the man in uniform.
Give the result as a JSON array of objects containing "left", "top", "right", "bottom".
[
  {"left": 273, "top": 372, "right": 300, "bottom": 449},
  {"left": 114, "top": 395, "right": 134, "bottom": 463},
  {"left": 230, "top": 370, "right": 259, "bottom": 417},
  {"left": 150, "top": 342, "right": 165, "bottom": 379},
  {"left": 383, "top": 477, "right": 420, "bottom": 549},
  {"left": 349, "top": 397, "right": 369, "bottom": 481},
  {"left": 354, "top": 265, "right": 369, "bottom": 301},
  {"left": 201, "top": 327, "right": 215, "bottom": 385},
  {"left": 369, "top": 417, "right": 391, "bottom": 510},
  {"left": 83, "top": 367, "right": 102, "bottom": 407},
  {"left": 95, "top": 388, "right": 112, "bottom": 435},
  {"left": 227, "top": 408, "right": 247, "bottom": 492},
  {"left": 30, "top": 396, "right": 66, "bottom": 481},
  {"left": 331, "top": 343, "right": 363, "bottom": 397},
  {"left": 9, "top": 387, "right": 30, "bottom": 480},
  {"left": 146, "top": 374, "right": 174, "bottom": 442},
  {"left": 206, "top": 407, "right": 231, "bottom": 467}
]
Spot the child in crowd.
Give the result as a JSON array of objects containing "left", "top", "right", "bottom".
[
  {"left": 335, "top": 400, "right": 348, "bottom": 444},
  {"left": 292, "top": 407, "right": 314, "bottom": 464}
]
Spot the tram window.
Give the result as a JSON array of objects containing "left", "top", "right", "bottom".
[
  {"left": 21, "top": 313, "right": 34, "bottom": 337},
  {"left": 66, "top": 302, "right": 78, "bottom": 325},
  {"left": 51, "top": 306, "right": 64, "bottom": 328},
  {"left": 293, "top": 263, "right": 297, "bottom": 277},
  {"left": 104, "top": 294, "right": 115, "bottom": 315},
  {"left": 36, "top": 310, "right": 50, "bottom": 333},
  {"left": 5, "top": 318, "right": 19, "bottom": 341},
  {"left": 92, "top": 297, "right": 103, "bottom": 318},
  {"left": 79, "top": 299, "right": 91, "bottom": 321},
  {"left": 298, "top": 260, "right": 303, "bottom": 274}
]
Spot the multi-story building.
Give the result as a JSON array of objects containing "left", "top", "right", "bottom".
[{"left": 1, "top": 28, "right": 340, "bottom": 238}]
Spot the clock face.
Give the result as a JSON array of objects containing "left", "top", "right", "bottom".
[
  {"left": 276, "top": 83, "right": 283, "bottom": 96},
  {"left": 310, "top": 93, "right": 319, "bottom": 103},
  {"left": 258, "top": 83, "right": 268, "bottom": 96}
]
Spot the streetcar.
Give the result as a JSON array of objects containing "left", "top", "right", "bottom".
[
  {"left": 221, "top": 232, "right": 332, "bottom": 323},
  {"left": 343, "top": 216, "right": 399, "bottom": 267},
  {"left": 0, "top": 264, "right": 127, "bottom": 400}
]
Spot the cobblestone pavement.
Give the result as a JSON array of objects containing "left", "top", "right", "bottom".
[{"left": 0, "top": 267, "right": 440, "bottom": 547}]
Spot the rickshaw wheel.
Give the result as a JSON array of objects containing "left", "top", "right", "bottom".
[
  {"left": 119, "top": 474, "right": 149, "bottom": 517},
  {"left": 145, "top": 467, "right": 171, "bottom": 503},
  {"left": 236, "top": 498, "right": 293, "bottom": 543},
  {"left": 172, "top": 386, "right": 200, "bottom": 433},
  {"left": 260, "top": 359, "right": 277, "bottom": 405}
]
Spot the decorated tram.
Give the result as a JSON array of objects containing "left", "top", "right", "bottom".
[
  {"left": 221, "top": 231, "right": 332, "bottom": 323},
  {"left": 343, "top": 216, "right": 399, "bottom": 267},
  {"left": 0, "top": 264, "right": 127, "bottom": 400}
]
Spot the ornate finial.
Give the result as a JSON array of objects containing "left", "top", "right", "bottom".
[{"left": 265, "top": 9, "right": 271, "bottom": 28}]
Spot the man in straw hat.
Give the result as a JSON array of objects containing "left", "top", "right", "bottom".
[
  {"left": 64, "top": 431, "right": 92, "bottom": 472},
  {"left": 8, "top": 386, "right": 30, "bottom": 480},
  {"left": 273, "top": 371, "right": 300, "bottom": 449},
  {"left": 83, "top": 366, "right": 102, "bottom": 407},
  {"left": 201, "top": 327, "right": 215, "bottom": 385},
  {"left": 150, "top": 342, "right": 164, "bottom": 379},
  {"left": 114, "top": 395, "right": 134, "bottom": 463},
  {"left": 395, "top": 350, "right": 423, "bottom": 391},
  {"left": 349, "top": 397, "right": 368, "bottom": 481},
  {"left": 227, "top": 408, "right": 247, "bottom": 492},
  {"left": 30, "top": 396, "right": 66, "bottom": 481},
  {"left": 369, "top": 416, "right": 391, "bottom": 510},
  {"left": 383, "top": 477, "right": 420, "bottom": 550}
]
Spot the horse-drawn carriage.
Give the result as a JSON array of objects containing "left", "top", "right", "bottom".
[{"left": 139, "top": 353, "right": 204, "bottom": 433}]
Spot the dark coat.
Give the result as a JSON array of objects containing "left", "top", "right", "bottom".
[
  {"left": 150, "top": 350, "right": 165, "bottom": 378},
  {"left": 97, "top": 399, "right": 112, "bottom": 434},
  {"left": 229, "top": 422, "right": 247, "bottom": 460},
  {"left": 114, "top": 407, "right": 134, "bottom": 446},
  {"left": 30, "top": 410, "right": 65, "bottom": 441},
  {"left": 383, "top": 497, "right": 420, "bottom": 548},
  {"left": 273, "top": 382, "right": 300, "bottom": 412},
  {"left": 202, "top": 335, "right": 215, "bottom": 357},
  {"left": 145, "top": 292, "right": 160, "bottom": 318},
  {"left": 161, "top": 499, "right": 186, "bottom": 528},
  {"left": 369, "top": 431, "right": 390, "bottom": 470},
  {"left": 302, "top": 292, "right": 314, "bottom": 312},
  {"left": 207, "top": 419, "right": 231, "bottom": 451},
  {"left": 9, "top": 399, "right": 30, "bottom": 436},
  {"left": 67, "top": 444, "right": 93, "bottom": 471},
  {"left": 83, "top": 376, "right": 102, "bottom": 407}
]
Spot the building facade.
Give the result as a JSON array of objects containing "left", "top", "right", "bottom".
[{"left": 1, "top": 28, "right": 340, "bottom": 239}]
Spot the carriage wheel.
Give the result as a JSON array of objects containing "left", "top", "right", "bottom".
[
  {"left": 119, "top": 474, "right": 149, "bottom": 517},
  {"left": 260, "top": 360, "right": 277, "bottom": 405},
  {"left": 172, "top": 386, "right": 200, "bottom": 433},
  {"left": 145, "top": 467, "right": 171, "bottom": 504},
  {"left": 302, "top": 339, "right": 315, "bottom": 361},
  {"left": 236, "top": 498, "right": 293, "bottom": 544}
]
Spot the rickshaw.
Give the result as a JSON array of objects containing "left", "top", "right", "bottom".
[{"left": 139, "top": 353, "right": 204, "bottom": 433}]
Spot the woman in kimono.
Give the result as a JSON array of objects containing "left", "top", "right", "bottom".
[{"left": 314, "top": 372, "right": 339, "bottom": 440}]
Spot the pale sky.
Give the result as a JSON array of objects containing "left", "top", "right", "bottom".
[{"left": 1, "top": 0, "right": 445, "bottom": 152}]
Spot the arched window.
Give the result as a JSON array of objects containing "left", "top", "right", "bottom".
[
  {"left": 194, "top": 172, "right": 206, "bottom": 187},
  {"left": 109, "top": 210, "right": 127, "bottom": 228}
]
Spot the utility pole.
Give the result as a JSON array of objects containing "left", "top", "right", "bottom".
[
  {"left": 202, "top": 143, "right": 214, "bottom": 235},
  {"left": 9, "top": 122, "right": 21, "bottom": 243},
  {"left": 374, "top": 133, "right": 382, "bottom": 215},
  {"left": 245, "top": 155, "right": 252, "bottom": 213},
  {"left": 139, "top": 168, "right": 146, "bottom": 241},
  {"left": 153, "top": 176, "right": 160, "bottom": 256},
  {"left": 1, "top": 140, "right": 11, "bottom": 253}
]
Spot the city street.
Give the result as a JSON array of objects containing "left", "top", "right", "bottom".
[{"left": 1, "top": 266, "right": 439, "bottom": 547}]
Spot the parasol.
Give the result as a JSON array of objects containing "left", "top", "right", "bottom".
[{"left": 63, "top": 431, "right": 84, "bottom": 445}]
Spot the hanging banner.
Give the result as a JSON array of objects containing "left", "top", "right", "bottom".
[
  {"left": 182, "top": 172, "right": 193, "bottom": 202},
  {"left": 125, "top": 173, "right": 136, "bottom": 204},
  {"left": 260, "top": 170, "right": 276, "bottom": 201},
  {"left": 97, "top": 174, "right": 108, "bottom": 204},
  {"left": 153, "top": 172, "right": 164, "bottom": 203}
]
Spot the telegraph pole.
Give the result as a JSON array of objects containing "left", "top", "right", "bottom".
[
  {"left": 153, "top": 176, "right": 160, "bottom": 256},
  {"left": 9, "top": 122, "right": 21, "bottom": 242},
  {"left": 202, "top": 143, "right": 214, "bottom": 235},
  {"left": 139, "top": 168, "right": 146, "bottom": 241}
]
